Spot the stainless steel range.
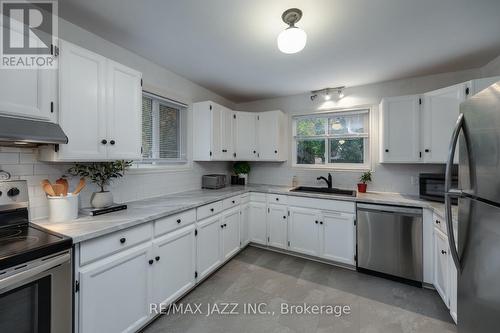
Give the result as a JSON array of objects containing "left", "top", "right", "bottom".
[{"left": 0, "top": 180, "right": 72, "bottom": 333}]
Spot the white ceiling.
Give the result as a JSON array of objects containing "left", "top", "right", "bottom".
[{"left": 58, "top": 0, "right": 500, "bottom": 102}]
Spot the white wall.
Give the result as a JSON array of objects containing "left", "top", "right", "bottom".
[
  {"left": 236, "top": 68, "right": 484, "bottom": 194},
  {"left": 0, "top": 19, "right": 233, "bottom": 220}
]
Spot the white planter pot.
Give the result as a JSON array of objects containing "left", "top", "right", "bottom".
[{"left": 90, "top": 191, "right": 114, "bottom": 208}]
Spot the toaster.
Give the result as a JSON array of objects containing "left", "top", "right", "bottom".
[{"left": 202, "top": 174, "right": 227, "bottom": 189}]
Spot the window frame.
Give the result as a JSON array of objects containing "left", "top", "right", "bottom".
[
  {"left": 291, "top": 108, "right": 372, "bottom": 171},
  {"left": 137, "top": 91, "right": 188, "bottom": 166}
]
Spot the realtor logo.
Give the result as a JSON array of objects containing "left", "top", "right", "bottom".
[{"left": 1, "top": 0, "right": 57, "bottom": 68}]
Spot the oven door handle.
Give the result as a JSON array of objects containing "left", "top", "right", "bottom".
[{"left": 0, "top": 252, "right": 70, "bottom": 292}]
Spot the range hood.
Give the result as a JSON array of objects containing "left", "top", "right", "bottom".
[{"left": 0, "top": 116, "right": 68, "bottom": 147}]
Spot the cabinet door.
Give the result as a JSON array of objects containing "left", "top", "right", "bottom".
[
  {"left": 319, "top": 212, "right": 355, "bottom": 265},
  {"left": 423, "top": 83, "right": 466, "bottom": 163},
  {"left": 106, "top": 60, "right": 142, "bottom": 160},
  {"left": 288, "top": 207, "right": 319, "bottom": 256},
  {"left": 210, "top": 105, "right": 223, "bottom": 160},
  {"left": 152, "top": 224, "right": 196, "bottom": 306},
  {"left": 249, "top": 202, "right": 267, "bottom": 245},
  {"left": 380, "top": 95, "right": 421, "bottom": 163},
  {"left": 0, "top": 29, "right": 53, "bottom": 121},
  {"left": 240, "top": 203, "right": 250, "bottom": 246},
  {"left": 221, "top": 108, "right": 235, "bottom": 160},
  {"left": 196, "top": 215, "right": 223, "bottom": 280},
  {"left": 222, "top": 207, "right": 240, "bottom": 260},
  {"left": 267, "top": 204, "right": 288, "bottom": 249},
  {"left": 235, "top": 112, "right": 258, "bottom": 160},
  {"left": 257, "top": 111, "right": 280, "bottom": 160},
  {"left": 79, "top": 244, "right": 151, "bottom": 333},
  {"left": 58, "top": 41, "right": 107, "bottom": 160},
  {"left": 434, "top": 228, "right": 450, "bottom": 307}
]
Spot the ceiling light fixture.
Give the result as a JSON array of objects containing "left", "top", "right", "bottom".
[
  {"left": 310, "top": 86, "right": 346, "bottom": 101},
  {"left": 277, "top": 8, "right": 307, "bottom": 54}
]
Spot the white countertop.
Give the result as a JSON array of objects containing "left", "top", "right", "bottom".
[{"left": 34, "top": 184, "right": 458, "bottom": 243}]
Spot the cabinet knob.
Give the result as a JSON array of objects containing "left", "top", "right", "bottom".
[
  {"left": 253, "top": 150, "right": 256, "bottom": 154},
  {"left": 210, "top": 208, "right": 214, "bottom": 212},
  {"left": 155, "top": 256, "right": 160, "bottom": 261},
  {"left": 283, "top": 216, "right": 286, "bottom": 219},
  {"left": 320, "top": 221, "right": 323, "bottom": 225},
  {"left": 385, "top": 149, "right": 389, "bottom": 153},
  {"left": 110, "top": 140, "right": 115, "bottom": 145},
  {"left": 149, "top": 259, "right": 154, "bottom": 265},
  {"left": 315, "top": 220, "right": 318, "bottom": 224},
  {"left": 232, "top": 200, "right": 235, "bottom": 204},
  {"left": 425, "top": 149, "right": 430, "bottom": 153},
  {"left": 177, "top": 219, "right": 181, "bottom": 224},
  {"left": 435, "top": 220, "right": 441, "bottom": 224},
  {"left": 275, "top": 198, "right": 279, "bottom": 201},
  {"left": 221, "top": 224, "right": 224, "bottom": 229},
  {"left": 119, "top": 237, "right": 126, "bottom": 244},
  {"left": 274, "top": 150, "right": 278, "bottom": 154},
  {"left": 101, "top": 139, "right": 107, "bottom": 145},
  {"left": 441, "top": 250, "right": 447, "bottom": 255},
  {"left": 224, "top": 223, "right": 227, "bottom": 227}
]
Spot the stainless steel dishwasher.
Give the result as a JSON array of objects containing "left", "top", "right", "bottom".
[{"left": 356, "top": 203, "right": 423, "bottom": 286}]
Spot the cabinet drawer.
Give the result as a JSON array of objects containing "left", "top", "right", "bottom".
[
  {"left": 240, "top": 193, "right": 250, "bottom": 204},
  {"left": 223, "top": 196, "right": 240, "bottom": 210},
  {"left": 80, "top": 222, "right": 152, "bottom": 265},
  {"left": 197, "top": 201, "right": 223, "bottom": 220},
  {"left": 288, "top": 196, "right": 355, "bottom": 214},
  {"left": 154, "top": 209, "right": 196, "bottom": 237},
  {"left": 250, "top": 192, "right": 266, "bottom": 202},
  {"left": 267, "top": 194, "right": 288, "bottom": 205},
  {"left": 433, "top": 213, "right": 447, "bottom": 235}
]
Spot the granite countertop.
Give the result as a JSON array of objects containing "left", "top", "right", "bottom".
[{"left": 34, "top": 184, "right": 459, "bottom": 244}]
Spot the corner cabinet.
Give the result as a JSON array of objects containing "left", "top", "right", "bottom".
[
  {"left": 39, "top": 40, "right": 142, "bottom": 161},
  {"left": 193, "top": 101, "right": 287, "bottom": 162}
]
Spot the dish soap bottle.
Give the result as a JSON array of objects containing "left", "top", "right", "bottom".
[{"left": 291, "top": 175, "right": 298, "bottom": 188}]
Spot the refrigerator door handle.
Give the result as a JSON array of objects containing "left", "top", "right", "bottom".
[{"left": 445, "top": 113, "right": 467, "bottom": 271}]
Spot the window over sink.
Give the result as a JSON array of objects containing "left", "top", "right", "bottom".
[
  {"left": 292, "top": 109, "right": 370, "bottom": 169},
  {"left": 138, "top": 92, "right": 187, "bottom": 165}
]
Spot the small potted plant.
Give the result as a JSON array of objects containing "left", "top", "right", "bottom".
[
  {"left": 232, "top": 161, "right": 250, "bottom": 186},
  {"left": 357, "top": 171, "right": 372, "bottom": 193},
  {"left": 68, "top": 160, "right": 132, "bottom": 208}
]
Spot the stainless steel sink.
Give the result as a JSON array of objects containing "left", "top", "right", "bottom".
[{"left": 290, "top": 186, "right": 356, "bottom": 197}]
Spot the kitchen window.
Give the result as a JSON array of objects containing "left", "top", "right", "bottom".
[
  {"left": 139, "top": 92, "right": 187, "bottom": 164},
  {"left": 292, "top": 109, "right": 370, "bottom": 169}
]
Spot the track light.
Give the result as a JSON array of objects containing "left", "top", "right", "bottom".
[{"left": 310, "top": 86, "right": 345, "bottom": 101}]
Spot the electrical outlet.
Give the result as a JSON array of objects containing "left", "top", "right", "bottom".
[{"left": 410, "top": 176, "right": 418, "bottom": 186}]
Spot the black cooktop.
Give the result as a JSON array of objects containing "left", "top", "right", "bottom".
[{"left": 0, "top": 224, "right": 72, "bottom": 271}]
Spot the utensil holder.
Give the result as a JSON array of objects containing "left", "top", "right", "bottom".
[{"left": 48, "top": 193, "right": 79, "bottom": 222}]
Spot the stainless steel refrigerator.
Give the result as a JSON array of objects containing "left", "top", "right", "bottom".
[{"left": 445, "top": 81, "right": 500, "bottom": 333}]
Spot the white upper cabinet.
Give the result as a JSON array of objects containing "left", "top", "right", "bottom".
[
  {"left": 422, "top": 83, "right": 467, "bottom": 163},
  {"left": 106, "top": 60, "right": 142, "bottom": 160},
  {"left": 379, "top": 95, "right": 421, "bottom": 163},
  {"left": 193, "top": 101, "right": 287, "bottom": 162},
  {"left": 257, "top": 111, "right": 287, "bottom": 161},
  {"left": 235, "top": 112, "right": 258, "bottom": 160},
  {"left": 39, "top": 40, "right": 142, "bottom": 161}
]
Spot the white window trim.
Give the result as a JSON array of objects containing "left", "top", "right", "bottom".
[
  {"left": 291, "top": 107, "right": 373, "bottom": 171},
  {"left": 134, "top": 91, "right": 189, "bottom": 170}
]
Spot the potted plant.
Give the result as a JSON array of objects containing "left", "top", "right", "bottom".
[
  {"left": 357, "top": 171, "right": 372, "bottom": 193},
  {"left": 232, "top": 161, "right": 250, "bottom": 186},
  {"left": 68, "top": 160, "right": 132, "bottom": 208}
]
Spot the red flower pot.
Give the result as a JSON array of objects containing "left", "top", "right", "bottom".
[{"left": 357, "top": 183, "right": 367, "bottom": 193}]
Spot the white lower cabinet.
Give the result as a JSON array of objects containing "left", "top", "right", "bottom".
[
  {"left": 319, "top": 212, "right": 356, "bottom": 265},
  {"left": 240, "top": 202, "right": 250, "bottom": 246},
  {"left": 288, "top": 207, "right": 320, "bottom": 256},
  {"left": 249, "top": 201, "right": 267, "bottom": 245},
  {"left": 196, "top": 214, "right": 223, "bottom": 280},
  {"left": 434, "top": 228, "right": 450, "bottom": 306},
  {"left": 152, "top": 224, "right": 196, "bottom": 306},
  {"left": 79, "top": 244, "right": 152, "bottom": 333},
  {"left": 222, "top": 207, "right": 241, "bottom": 260},
  {"left": 267, "top": 204, "right": 288, "bottom": 249}
]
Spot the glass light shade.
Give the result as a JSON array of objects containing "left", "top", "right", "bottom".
[{"left": 277, "top": 27, "right": 307, "bottom": 54}]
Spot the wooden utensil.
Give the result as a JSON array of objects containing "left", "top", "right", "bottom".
[
  {"left": 73, "top": 178, "right": 86, "bottom": 195},
  {"left": 52, "top": 184, "right": 64, "bottom": 196},
  {"left": 56, "top": 178, "right": 69, "bottom": 196},
  {"left": 41, "top": 179, "right": 51, "bottom": 189},
  {"left": 42, "top": 183, "right": 56, "bottom": 196}
]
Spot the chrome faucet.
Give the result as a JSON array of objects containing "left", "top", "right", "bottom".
[{"left": 317, "top": 173, "right": 333, "bottom": 188}]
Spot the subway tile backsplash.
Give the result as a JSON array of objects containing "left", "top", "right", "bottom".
[{"left": 0, "top": 147, "right": 230, "bottom": 220}]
